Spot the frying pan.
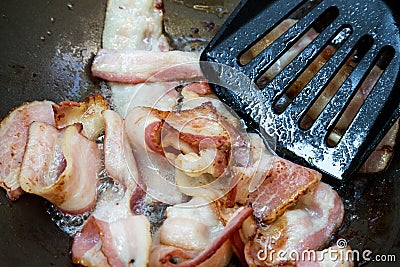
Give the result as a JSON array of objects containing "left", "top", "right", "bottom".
[{"left": 0, "top": 0, "right": 399, "bottom": 266}]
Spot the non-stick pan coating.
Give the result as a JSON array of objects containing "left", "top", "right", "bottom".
[{"left": 0, "top": 0, "right": 399, "bottom": 266}]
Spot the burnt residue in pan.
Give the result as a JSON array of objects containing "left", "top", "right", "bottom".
[{"left": 0, "top": 0, "right": 399, "bottom": 266}]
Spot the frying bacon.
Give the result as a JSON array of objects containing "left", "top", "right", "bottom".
[
  {"left": 103, "top": 109, "right": 143, "bottom": 191},
  {"left": 141, "top": 101, "right": 247, "bottom": 178},
  {"left": 73, "top": 114, "right": 151, "bottom": 266},
  {"left": 19, "top": 122, "right": 101, "bottom": 214},
  {"left": 0, "top": 100, "right": 55, "bottom": 200},
  {"left": 359, "top": 120, "right": 399, "bottom": 173},
  {"left": 125, "top": 106, "right": 187, "bottom": 204},
  {"left": 94, "top": 215, "right": 151, "bottom": 267},
  {"left": 159, "top": 197, "right": 224, "bottom": 251},
  {"left": 52, "top": 94, "right": 110, "bottom": 141},
  {"left": 72, "top": 216, "right": 110, "bottom": 267},
  {"left": 92, "top": 49, "right": 202, "bottom": 84},
  {"left": 125, "top": 99, "right": 250, "bottom": 203},
  {"left": 72, "top": 212, "right": 151, "bottom": 267},
  {"left": 244, "top": 182, "right": 345, "bottom": 266},
  {"left": 182, "top": 81, "right": 213, "bottom": 96},
  {"left": 247, "top": 156, "right": 321, "bottom": 224},
  {"left": 230, "top": 134, "right": 321, "bottom": 223},
  {"left": 102, "top": 0, "right": 168, "bottom": 51},
  {"left": 102, "top": 0, "right": 171, "bottom": 116},
  {"left": 149, "top": 198, "right": 253, "bottom": 267}
]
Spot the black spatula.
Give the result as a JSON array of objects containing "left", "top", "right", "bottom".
[{"left": 200, "top": 0, "right": 400, "bottom": 180}]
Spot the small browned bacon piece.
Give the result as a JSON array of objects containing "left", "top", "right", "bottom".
[{"left": 52, "top": 94, "right": 110, "bottom": 141}]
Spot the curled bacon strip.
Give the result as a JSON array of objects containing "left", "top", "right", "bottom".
[
  {"left": 158, "top": 206, "right": 253, "bottom": 267},
  {"left": 19, "top": 122, "right": 100, "bottom": 214}
]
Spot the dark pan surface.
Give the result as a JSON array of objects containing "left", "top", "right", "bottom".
[{"left": 0, "top": 0, "right": 399, "bottom": 266}]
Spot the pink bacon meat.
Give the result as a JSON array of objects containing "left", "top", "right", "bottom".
[
  {"left": 92, "top": 49, "right": 202, "bottom": 84},
  {"left": 0, "top": 100, "right": 55, "bottom": 200}
]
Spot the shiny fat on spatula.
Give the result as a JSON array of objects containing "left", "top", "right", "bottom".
[{"left": 201, "top": 0, "right": 400, "bottom": 181}]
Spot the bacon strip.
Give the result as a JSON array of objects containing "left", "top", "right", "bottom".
[
  {"left": 72, "top": 213, "right": 151, "bottom": 267},
  {"left": 125, "top": 107, "right": 187, "bottom": 204},
  {"left": 92, "top": 49, "right": 202, "bottom": 84},
  {"left": 102, "top": 0, "right": 171, "bottom": 116},
  {"left": 182, "top": 82, "right": 213, "bottom": 96},
  {"left": 156, "top": 207, "right": 253, "bottom": 267},
  {"left": 248, "top": 156, "right": 321, "bottom": 224},
  {"left": 95, "top": 215, "right": 151, "bottom": 267},
  {"left": 244, "top": 182, "right": 345, "bottom": 266},
  {"left": 72, "top": 217, "right": 110, "bottom": 267},
  {"left": 73, "top": 114, "right": 151, "bottom": 266},
  {"left": 143, "top": 102, "right": 241, "bottom": 178},
  {"left": 103, "top": 110, "right": 143, "bottom": 189},
  {"left": 0, "top": 100, "right": 55, "bottom": 200},
  {"left": 19, "top": 122, "right": 101, "bottom": 214},
  {"left": 231, "top": 134, "right": 321, "bottom": 224}
]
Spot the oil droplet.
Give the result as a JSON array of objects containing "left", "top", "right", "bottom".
[{"left": 67, "top": 3, "right": 74, "bottom": 10}]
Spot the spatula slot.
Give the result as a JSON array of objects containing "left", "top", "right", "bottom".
[
  {"left": 238, "top": 0, "right": 323, "bottom": 66},
  {"left": 254, "top": 6, "right": 339, "bottom": 89},
  {"left": 299, "top": 34, "right": 374, "bottom": 130},
  {"left": 273, "top": 26, "right": 352, "bottom": 114},
  {"left": 326, "top": 45, "right": 396, "bottom": 147}
]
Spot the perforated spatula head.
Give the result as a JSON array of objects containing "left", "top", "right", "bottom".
[{"left": 201, "top": 0, "right": 400, "bottom": 180}]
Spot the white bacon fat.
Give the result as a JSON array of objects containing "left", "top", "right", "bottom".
[
  {"left": 103, "top": 109, "right": 141, "bottom": 189},
  {"left": 102, "top": 0, "right": 168, "bottom": 51},
  {"left": 149, "top": 198, "right": 255, "bottom": 267},
  {"left": 72, "top": 213, "right": 151, "bottom": 267}
]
